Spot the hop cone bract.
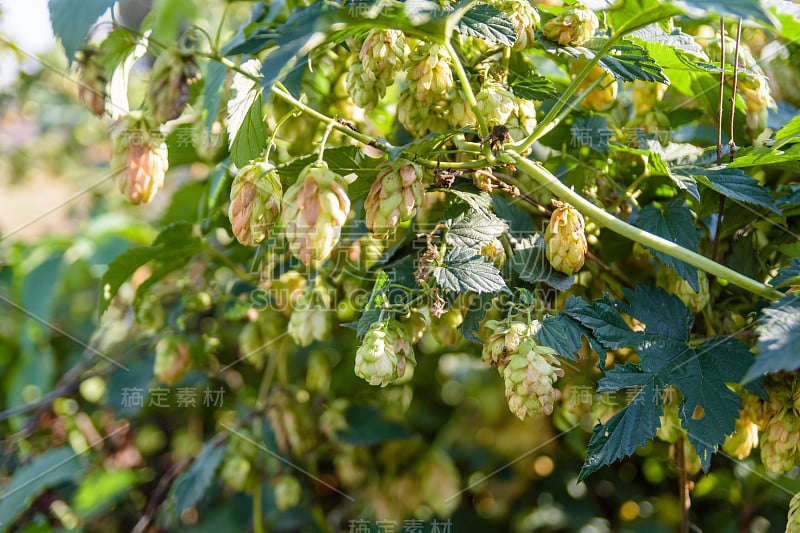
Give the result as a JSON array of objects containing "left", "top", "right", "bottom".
[
  {"left": 542, "top": 4, "right": 599, "bottom": 46},
  {"left": 112, "top": 113, "right": 168, "bottom": 204},
  {"left": 288, "top": 280, "right": 333, "bottom": 347},
  {"left": 503, "top": 332, "right": 563, "bottom": 419},
  {"left": 345, "top": 29, "right": 407, "bottom": 111},
  {"left": 229, "top": 162, "right": 282, "bottom": 246},
  {"left": 146, "top": 46, "right": 200, "bottom": 125},
  {"left": 405, "top": 42, "right": 454, "bottom": 106}
]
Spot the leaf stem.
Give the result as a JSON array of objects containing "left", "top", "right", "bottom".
[{"left": 503, "top": 153, "right": 783, "bottom": 300}]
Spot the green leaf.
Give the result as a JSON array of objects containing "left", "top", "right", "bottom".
[
  {"left": 162, "top": 442, "right": 226, "bottom": 525},
  {"left": 432, "top": 247, "right": 506, "bottom": 294},
  {"left": 491, "top": 195, "right": 535, "bottom": 234},
  {"left": 509, "top": 72, "right": 559, "bottom": 101},
  {"left": 769, "top": 258, "right": 800, "bottom": 290},
  {"left": 337, "top": 404, "right": 414, "bottom": 445},
  {"left": 202, "top": 60, "right": 229, "bottom": 131},
  {"left": 598, "top": 41, "right": 669, "bottom": 83},
  {"left": 608, "top": 0, "right": 684, "bottom": 36},
  {"left": 455, "top": 2, "right": 517, "bottom": 47},
  {"left": 534, "top": 313, "right": 587, "bottom": 361},
  {"left": 48, "top": 0, "right": 116, "bottom": 63},
  {"left": 725, "top": 143, "right": 800, "bottom": 169},
  {"left": 460, "top": 293, "right": 494, "bottom": 343},
  {"left": 616, "top": 285, "right": 693, "bottom": 344},
  {"left": 98, "top": 223, "right": 201, "bottom": 316},
  {"left": 628, "top": 25, "right": 708, "bottom": 68},
  {"left": 73, "top": 470, "right": 138, "bottom": 519},
  {"left": 776, "top": 113, "right": 800, "bottom": 140},
  {"left": 445, "top": 208, "right": 508, "bottom": 249},
  {"left": 565, "top": 295, "right": 641, "bottom": 351},
  {"left": 679, "top": 0, "right": 774, "bottom": 26},
  {"left": 0, "top": 447, "right": 85, "bottom": 532},
  {"left": 352, "top": 271, "right": 391, "bottom": 338},
  {"left": 510, "top": 235, "right": 575, "bottom": 292},
  {"left": 634, "top": 200, "right": 700, "bottom": 290},
  {"left": 743, "top": 294, "right": 800, "bottom": 382},
  {"left": 230, "top": 92, "right": 266, "bottom": 167},
  {"left": 692, "top": 167, "right": 782, "bottom": 216}
]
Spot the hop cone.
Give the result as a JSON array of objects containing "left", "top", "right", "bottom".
[
  {"left": 788, "top": 491, "right": 800, "bottom": 533},
  {"left": 571, "top": 59, "right": 617, "bottom": 111},
  {"left": 273, "top": 476, "right": 302, "bottom": 511},
  {"left": 507, "top": 97, "right": 537, "bottom": 143},
  {"left": 405, "top": 42, "right": 454, "bottom": 106},
  {"left": 542, "top": 4, "right": 599, "bottom": 46},
  {"left": 146, "top": 46, "right": 200, "bottom": 125},
  {"left": 355, "top": 320, "right": 416, "bottom": 386},
  {"left": 476, "top": 81, "right": 518, "bottom": 127},
  {"left": 657, "top": 402, "right": 684, "bottom": 444},
  {"left": 760, "top": 409, "right": 800, "bottom": 474},
  {"left": 491, "top": 0, "right": 540, "bottom": 50},
  {"left": 76, "top": 47, "right": 106, "bottom": 117},
  {"left": 154, "top": 333, "right": 191, "bottom": 385},
  {"left": 112, "top": 113, "right": 168, "bottom": 204},
  {"left": 659, "top": 269, "right": 710, "bottom": 314},
  {"left": 281, "top": 162, "right": 353, "bottom": 266},
  {"left": 448, "top": 90, "right": 478, "bottom": 129},
  {"left": 482, "top": 320, "right": 531, "bottom": 370},
  {"left": 345, "top": 29, "right": 407, "bottom": 111},
  {"left": 229, "top": 162, "right": 282, "bottom": 246},
  {"left": 221, "top": 455, "right": 252, "bottom": 491},
  {"left": 288, "top": 281, "right": 333, "bottom": 347},
  {"left": 503, "top": 334, "right": 563, "bottom": 419},
  {"left": 722, "top": 414, "right": 759, "bottom": 460},
  {"left": 398, "top": 90, "right": 451, "bottom": 137},
  {"left": 417, "top": 450, "right": 461, "bottom": 517},
  {"left": 364, "top": 159, "right": 423, "bottom": 237},
  {"left": 545, "top": 202, "right": 587, "bottom": 275}
]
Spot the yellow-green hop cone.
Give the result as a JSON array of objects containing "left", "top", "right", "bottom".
[
  {"left": 723, "top": 415, "right": 759, "bottom": 459},
  {"left": 146, "top": 46, "right": 200, "bottom": 125},
  {"left": 788, "top": 491, "right": 800, "bottom": 533},
  {"left": 503, "top": 334, "right": 563, "bottom": 419},
  {"left": 656, "top": 401, "right": 684, "bottom": 444},
  {"left": 760, "top": 409, "right": 800, "bottom": 474},
  {"left": 288, "top": 280, "right": 333, "bottom": 347},
  {"left": 507, "top": 98, "right": 537, "bottom": 143},
  {"left": 405, "top": 42, "right": 454, "bottom": 106},
  {"left": 544, "top": 202, "right": 587, "bottom": 275},
  {"left": 355, "top": 320, "right": 416, "bottom": 386},
  {"left": 76, "top": 47, "right": 107, "bottom": 117},
  {"left": 221, "top": 455, "right": 252, "bottom": 491},
  {"left": 364, "top": 159, "right": 423, "bottom": 237},
  {"left": 490, "top": 0, "right": 540, "bottom": 50},
  {"left": 112, "top": 113, "right": 168, "bottom": 205},
  {"left": 281, "top": 162, "right": 354, "bottom": 266},
  {"left": 658, "top": 269, "right": 710, "bottom": 314},
  {"left": 476, "top": 81, "right": 518, "bottom": 127},
  {"left": 345, "top": 29, "right": 407, "bottom": 111},
  {"left": 571, "top": 59, "right": 617, "bottom": 111},
  {"left": 273, "top": 476, "right": 302, "bottom": 510},
  {"left": 542, "top": 4, "right": 599, "bottom": 46},
  {"left": 154, "top": 334, "right": 191, "bottom": 385},
  {"left": 228, "top": 162, "right": 282, "bottom": 246},
  {"left": 739, "top": 71, "right": 776, "bottom": 134},
  {"left": 417, "top": 450, "right": 461, "bottom": 517},
  {"left": 482, "top": 319, "right": 531, "bottom": 371},
  {"left": 448, "top": 91, "right": 478, "bottom": 129},
  {"left": 398, "top": 90, "right": 451, "bottom": 137}
]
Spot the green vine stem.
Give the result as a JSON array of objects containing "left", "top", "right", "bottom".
[
  {"left": 443, "top": 40, "right": 488, "bottom": 137},
  {"left": 503, "top": 152, "right": 783, "bottom": 301}
]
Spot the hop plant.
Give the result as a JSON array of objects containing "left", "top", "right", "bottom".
[
  {"left": 723, "top": 413, "right": 759, "bottom": 459},
  {"left": 503, "top": 331, "right": 563, "bottom": 419},
  {"left": 658, "top": 269, "right": 710, "bottom": 314},
  {"left": 364, "top": 159, "right": 423, "bottom": 237},
  {"left": 398, "top": 90, "right": 451, "bottom": 137},
  {"left": 482, "top": 320, "right": 532, "bottom": 370},
  {"left": 355, "top": 319, "right": 416, "bottom": 386},
  {"left": 544, "top": 201, "right": 588, "bottom": 275},
  {"left": 153, "top": 333, "right": 191, "bottom": 385},
  {"left": 448, "top": 90, "right": 478, "bottom": 129},
  {"left": 221, "top": 455, "right": 252, "bottom": 491},
  {"left": 788, "top": 491, "right": 800, "bottom": 533},
  {"left": 112, "top": 112, "right": 168, "bottom": 204},
  {"left": 507, "top": 97, "right": 537, "bottom": 143},
  {"left": 542, "top": 4, "right": 599, "bottom": 46},
  {"left": 288, "top": 279, "right": 333, "bottom": 347},
  {"left": 345, "top": 29, "right": 407, "bottom": 111},
  {"left": 417, "top": 450, "right": 461, "bottom": 517},
  {"left": 146, "top": 46, "right": 200, "bottom": 125},
  {"left": 76, "top": 47, "right": 106, "bottom": 117},
  {"left": 228, "top": 162, "right": 282, "bottom": 246},
  {"left": 476, "top": 81, "right": 518, "bottom": 127},
  {"left": 405, "top": 42, "right": 454, "bottom": 106},
  {"left": 490, "top": 0, "right": 540, "bottom": 51},
  {"left": 273, "top": 475, "right": 302, "bottom": 510},
  {"left": 760, "top": 408, "right": 800, "bottom": 474},
  {"left": 281, "top": 161, "right": 354, "bottom": 266},
  {"left": 570, "top": 59, "right": 617, "bottom": 111}
]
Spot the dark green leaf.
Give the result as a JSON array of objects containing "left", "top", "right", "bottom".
[
  {"left": 534, "top": 313, "right": 588, "bottom": 361},
  {"left": 230, "top": 92, "right": 267, "bottom": 167},
  {"left": 726, "top": 143, "right": 800, "bottom": 169},
  {"left": 445, "top": 208, "right": 508, "bottom": 249},
  {"left": 432, "top": 247, "right": 506, "bottom": 294},
  {"left": 743, "top": 294, "right": 800, "bottom": 382},
  {"left": 202, "top": 61, "right": 229, "bottom": 131},
  {"left": 615, "top": 285, "right": 693, "bottom": 344},
  {"left": 509, "top": 72, "right": 559, "bottom": 101},
  {"left": 455, "top": 3, "right": 517, "bottom": 47},
  {"left": 491, "top": 194, "right": 535, "bottom": 234},
  {"left": 679, "top": 0, "right": 774, "bottom": 25},
  {"left": 769, "top": 258, "right": 800, "bottom": 290},
  {"left": 460, "top": 293, "right": 494, "bottom": 343},
  {"left": 48, "top": 0, "right": 116, "bottom": 63},
  {"left": 608, "top": 0, "right": 684, "bottom": 36},
  {"left": 689, "top": 167, "right": 782, "bottom": 215},
  {"left": 776, "top": 113, "right": 800, "bottom": 140},
  {"left": 510, "top": 235, "right": 574, "bottom": 292},
  {"left": 353, "top": 271, "right": 390, "bottom": 338},
  {"left": 337, "top": 404, "right": 414, "bottom": 445},
  {"left": 565, "top": 295, "right": 641, "bottom": 350},
  {"left": 634, "top": 200, "right": 700, "bottom": 290},
  {"left": 162, "top": 442, "right": 226, "bottom": 525},
  {"left": 0, "top": 447, "right": 85, "bottom": 532},
  {"left": 599, "top": 41, "right": 668, "bottom": 83}
]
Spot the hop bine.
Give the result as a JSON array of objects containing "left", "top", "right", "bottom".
[
  {"left": 112, "top": 112, "right": 168, "bottom": 204},
  {"left": 281, "top": 161, "right": 355, "bottom": 266},
  {"left": 355, "top": 319, "right": 416, "bottom": 386},
  {"left": 228, "top": 162, "right": 282, "bottom": 247},
  {"left": 146, "top": 46, "right": 200, "bottom": 125},
  {"left": 364, "top": 159, "right": 423, "bottom": 238},
  {"left": 544, "top": 201, "right": 588, "bottom": 275}
]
